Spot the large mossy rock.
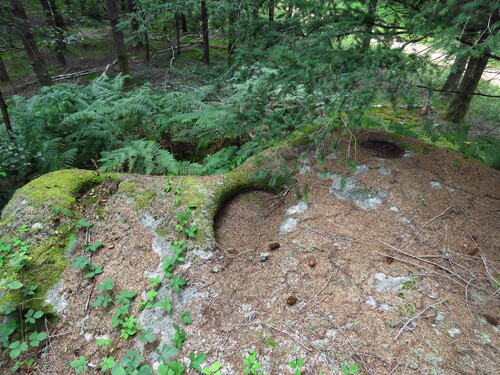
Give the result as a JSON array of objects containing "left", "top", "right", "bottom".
[{"left": 0, "top": 157, "right": 287, "bottom": 314}]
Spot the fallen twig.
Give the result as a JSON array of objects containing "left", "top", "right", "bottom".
[
  {"left": 415, "top": 206, "right": 452, "bottom": 237},
  {"left": 380, "top": 241, "right": 468, "bottom": 284},
  {"left": 395, "top": 299, "right": 447, "bottom": 339},
  {"left": 299, "top": 273, "right": 336, "bottom": 313}
]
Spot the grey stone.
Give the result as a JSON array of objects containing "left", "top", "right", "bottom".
[
  {"left": 329, "top": 174, "right": 388, "bottom": 210},
  {"left": 429, "top": 181, "right": 443, "bottom": 189},
  {"left": 365, "top": 296, "right": 377, "bottom": 307},
  {"left": 374, "top": 273, "right": 412, "bottom": 293},
  {"left": 212, "top": 266, "right": 219, "bottom": 273},
  {"left": 447, "top": 328, "right": 461, "bottom": 338},
  {"left": 44, "top": 280, "right": 68, "bottom": 316},
  {"left": 260, "top": 253, "right": 270, "bottom": 262},
  {"left": 326, "top": 152, "right": 340, "bottom": 159},
  {"left": 354, "top": 164, "right": 370, "bottom": 175},
  {"left": 285, "top": 201, "right": 308, "bottom": 216},
  {"left": 139, "top": 212, "right": 161, "bottom": 233},
  {"left": 280, "top": 218, "right": 298, "bottom": 233},
  {"left": 377, "top": 167, "right": 392, "bottom": 175},
  {"left": 299, "top": 165, "right": 311, "bottom": 175}
]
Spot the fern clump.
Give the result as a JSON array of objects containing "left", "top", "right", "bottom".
[{"left": 99, "top": 140, "right": 203, "bottom": 175}]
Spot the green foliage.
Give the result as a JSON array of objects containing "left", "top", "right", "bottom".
[
  {"left": 189, "top": 352, "right": 207, "bottom": 372},
  {"left": 244, "top": 351, "right": 262, "bottom": 375},
  {"left": 24, "top": 309, "right": 43, "bottom": 324},
  {"left": 153, "top": 295, "right": 172, "bottom": 313},
  {"left": 169, "top": 275, "right": 187, "bottom": 293},
  {"left": 171, "top": 323, "right": 186, "bottom": 349},
  {"left": 341, "top": 363, "right": 360, "bottom": 375},
  {"left": 83, "top": 241, "right": 104, "bottom": 252},
  {"left": 289, "top": 358, "right": 304, "bottom": 375},
  {"left": 202, "top": 362, "right": 222, "bottom": 375},
  {"left": 138, "top": 328, "right": 157, "bottom": 344},
  {"left": 96, "top": 338, "right": 112, "bottom": 351},
  {"left": 99, "top": 140, "right": 203, "bottom": 175},
  {"left": 180, "top": 311, "right": 192, "bottom": 325},
  {"left": 70, "top": 356, "right": 88, "bottom": 373},
  {"left": 100, "top": 357, "right": 116, "bottom": 371}
]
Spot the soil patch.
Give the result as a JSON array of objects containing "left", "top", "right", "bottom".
[{"left": 361, "top": 139, "right": 404, "bottom": 158}]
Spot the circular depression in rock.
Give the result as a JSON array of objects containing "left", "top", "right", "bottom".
[
  {"left": 362, "top": 139, "right": 404, "bottom": 158},
  {"left": 214, "top": 190, "right": 282, "bottom": 252}
]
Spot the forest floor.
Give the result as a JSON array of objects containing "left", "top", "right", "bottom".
[{"left": 9, "top": 130, "right": 498, "bottom": 375}]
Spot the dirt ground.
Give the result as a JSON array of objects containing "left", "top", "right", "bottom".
[{"left": 5, "top": 130, "right": 497, "bottom": 375}]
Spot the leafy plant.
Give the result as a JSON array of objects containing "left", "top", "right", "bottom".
[
  {"left": 100, "top": 357, "right": 116, "bottom": 371},
  {"left": 153, "top": 295, "right": 172, "bottom": 313},
  {"left": 171, "top": 323, "right": 186, "bottom": 349},
  {"left": 70, "top": 356, "right": 88, "bottom": 373},
  {"left": 289, "top": 358, "right": 304, "bottom": 375},
  {"left": 180, "top": 311, "right": 192, "bottom": 325},
  {"left": 138, "top": 328, "right": 157, "bottom": 344},
  {"left": 244, "top": 351, "right": 262, "bottom": 375},
  {"left": 202, "top": 362, "right": 222, "bottom": 375},
  {"left": 189, "top": 352, "right": 207, "bottom": 372},
  {"left": 92, "top": 293, "right": 113, "bottom": 308},
  {"left": 24, "top": 309, "right": 43, "bottom": 324},
  {"left": 8, "top": 341, "right": 29, "bottom": 359},
  {"left": 96, "top": 338, "right": 112, "bottom": 351},
  {"left": 341, "top": 363, "right": 360, "bottom": 375},
  {"left": 83, "top": 241, "right": 104, "bottom": 252},
  {"left": 97, "top": 279, "right": 115, "bottom": 293},
  {"left": 155, "top": 345, "right": 180, "bottom": 365}
]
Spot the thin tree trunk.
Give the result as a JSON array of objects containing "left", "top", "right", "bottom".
[
  {"left": 175, "top": 13, "right": 181, "bottom": 56},
  {"left": 8, "top": 0, "right": 53, "bottom": 86},
  {"left": 269, "top": 0, "right": 274, "bottom": 22},
  {"left": 0, "top": 54, "right": 10, "bottom": 82},
  {"left": 228, "top": 9, "right": 238, "bottom": 55},
  {"left": 445, "top": 10, "right": 498, "bottom": 124},
  {"left": 0, "top": 89, "right": 15, "bottom": 140},
  {"left": 104, "top": 0, "right": 131, "bottom": 87},
  {"left": 39, "top": 0, "right": 67, "bottom": 66},
  {"left": 444, "top": 54, "right": 489, "bottom": 123},
  {"left": 181, "top": 13, "right": 188, "bottom": 32},
  {"left": 144, "top": 31, "right": 150, "bottom": 61},
  {"left": 49, "top": 0, "right": 67, "bottom": 30},
  {"left": 442, "top": 55, "right": 468, "bottom": 93},
  {"left": 361, "top": 0, "right": 378, "bottom": 52},
  {"left": 201, "top": 0, "right": 209, "bottom": 65}
]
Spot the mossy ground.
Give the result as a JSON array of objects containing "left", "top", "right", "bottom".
[{"left": 0, "top": 170, "right": 117, "bottom": 313}]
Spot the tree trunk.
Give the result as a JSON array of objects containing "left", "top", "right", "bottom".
[
  {"left": 269, "top": 0, "right": 274, "bottom": 22},
  {"left": 175, "top": 13, "right": 181, "bottom": 56},
  {"left": 228, "top": 9, "right": 238, "bottom": 55},
  {"left": 201, "top": 0, "right": 209, "bottom": 65},
  {"left": 144, "top": 31, "right": 150, "bottom": 61},
  {"left": 444, "top": 10, "right": 498, "bottom": 124},
  {"left": 49, "top": 0, "right": 67, "bottom": 30},
  {"left": 444, "top": 54, "right": 489, "bottom": 123},
  {"left": 104, "top": 0, "right": 131, "bottom": 86},
  {"left": 181, "top": 13, "right": 188, "bottom": 32},
  {"left": 442, "top": 55, "right": 468, "bottom": 93},
  {"left": 0, "top": 89, "right": 14, "bottom": 140},
  {"left": 0, "top": 54, "right": 10, "bottom": 82},
  {"left": 361, "top": 0, "right": 378, "bottom": 52},
  {"left": 8, "top": 0, "right": 53, "bottom": 86},
  {"left": 39, "top": 0, "right": 67, "bottom": 66}
]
